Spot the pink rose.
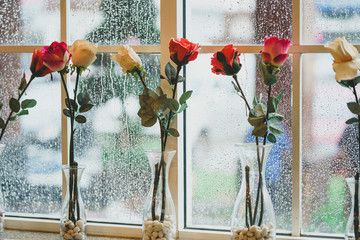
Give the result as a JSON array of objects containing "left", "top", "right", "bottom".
[
  {"left": 30, "top": 49, "right": 53, "bottom": 77},
  {"left": 261, "top": 36, "right": 291, "bottom": 67},
  {"left": 41, "top": 41, "right": 71, "bottom": 72}
]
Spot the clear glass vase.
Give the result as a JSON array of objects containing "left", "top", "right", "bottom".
[
  {"left": 231, "top": 143, "right": 276, "bottom": 240},
  {"left": 0, "top": 143, "right": 5, "bottom": 234},
  {"left": 142, "top": 150, "right": 176, "bottom": 240},
  {"left": 60, "top": 165, "right": 86, "bottom": 240},
  {"left": 345, "top": 178, "right": 360, "bottom": 240}
]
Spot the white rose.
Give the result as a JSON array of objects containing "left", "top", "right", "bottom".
[
  {"left": 325, "top": 37, "right": 360, "bottom": 81},
  {"left": 111, "top": 45, "right": 142, "bottom": 73},
  {"left": 70, "top": 40, "right": 98, "bottom": 68}
]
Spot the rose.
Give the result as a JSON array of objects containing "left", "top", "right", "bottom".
[
  {"left": 41, "top": 41, "right": 71, "bottom": 72},
  {"left": 261, "top": 36, "right": 291, "bottom": 67},
  {"left": 111, "top": 45, "right": 142, "bottom": 73},
  {"left": 70, "top": 40, "right": 98, "bottom": 68},
  {"left": 169, "top": 38, "right": 200, "bottom": 66},
  {"left": 30, "top": 49, "right": 53, "bottom": 77},
  {"left": 211, "top": 44, "right": 241, "bottom": 76},
  {"left": 325, "top": 37, "right": 360, "bottom": 81}
]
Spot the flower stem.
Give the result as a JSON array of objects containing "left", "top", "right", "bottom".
[
  {"left": 232, "top": 74, "right": 251, "bottom": 111},
  {"left": 0, "top": 74, "right": 36, "bottom": 142}
]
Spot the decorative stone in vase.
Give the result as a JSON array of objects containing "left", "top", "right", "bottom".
[
  {"left": 142, "top": 150, "right": 176, "bottom": 240},
  {"left": 231, "top": 143, "right": 276, "bottom": 240},
  {"left": 60, "top": 165, "right": 86, "bottom": 240}
]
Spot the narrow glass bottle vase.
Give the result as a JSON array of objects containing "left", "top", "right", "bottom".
[
  {"left": 345, "top": 178, "right": 360, "bottom": 240},
  {"left": 231, "top": 143, "right": 276, "bottom": 240},
  {"left": 143, "top": 150, "right": 176, "bottom": 240},
  {"left": 60, "top": 165, "right": 86, "bottom": 240}
]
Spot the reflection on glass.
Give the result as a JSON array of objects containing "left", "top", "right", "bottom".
[
  {"left": 0, "top": 53, "right": 61, "bottom": 217},
  {"left": 303, "top": 0, "right": 360, "bottom": 44},
  {"left": 70, "top": 0, "right": 160, "bottom": 45},
  {"left": 186, "top": 0, "right": 292, "bottom": 45},
  {"left": 302, "top": 54, "right": 354, "bottom": 234},
  {"left": 0, "top": 0, "right": 60, "bottom": 45},
  {"left": 186, "top": 54, "right": 292, "bottom": 231},
  {"left": 69, "top": 53, "right": 161, "bottom": 223}
]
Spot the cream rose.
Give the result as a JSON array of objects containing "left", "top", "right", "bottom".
[
  {"left": 325, "top": 37, "right": 360, "bottom": 81},
  {"left": 111, "top": 45, "right": 142, "bottom": 73},
  {"left": 70, "top": 40, "right": 98, "bottom": 68}
]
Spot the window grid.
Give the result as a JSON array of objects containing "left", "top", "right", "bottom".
[{"left": 0, "top": 0, "right": 357, "bottom": 238}]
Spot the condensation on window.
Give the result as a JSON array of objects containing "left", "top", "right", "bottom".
[
  {"left": 186, "top": 0, "right": 292, "bottom": 45},
  {"left": 70, "top": 0, "right": 160, "bottom": 45},
  {"left": 185, "top": 54, "right": 292, "bottom": 231},
  {"left": 68, "top": 53, "right": 161, "bottom": 223},
  {"left": 303, "top": 0, "right": 360, "bottom": 44},
  {"left": 0, "top": 53, "right": 62, "bottom": 217},
  {"left": 0, "top": 0, "right": 60, "bottom": 45},
  {"left": 302, "top": 53, "right": 353, "bottom": 234}
]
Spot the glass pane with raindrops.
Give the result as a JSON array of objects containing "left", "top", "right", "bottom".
[{"left": 185, "top": 53, "right": 293, "bottom": 232}]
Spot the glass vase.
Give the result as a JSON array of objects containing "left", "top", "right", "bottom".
[
  {"left": 60, "top": 165, "right": 86, "bottom": 240},
  {"left": 0, "top": 143, "right": 5, "bottom": 234},
  {"left": 231, "top": 143, "right": 276, "bottom": 240},
  {"left": 142, "top": 150, "right": 176, "bottom": 240},
  {"left": 345, "top": 178, "right": 360, "bottom": 240}
]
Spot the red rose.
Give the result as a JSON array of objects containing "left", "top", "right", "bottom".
[
  {"left": 30, "top": 49, "right": 53, "bottom": 77},
  {"left": 41, "top": 41, "right": 71, "bottom": 72},
  {"left": 211, "top": 44, "right": 241, "bottom": 76},
  {"left": 169, "top": 38, "right": 200, "bottom": 66},
  {"left": 261, "top": 36, "right": 291, "bottom": 67}
]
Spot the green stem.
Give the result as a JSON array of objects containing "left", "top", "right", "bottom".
[
  {"left": 0, "top": 74, "right": 36, "bottom": 141},
  {"left": 245, "top": 166, "right": 253, "bottom": 226},
  {"left": 232, "top": 74, "right": 251, "bottom": 111}
]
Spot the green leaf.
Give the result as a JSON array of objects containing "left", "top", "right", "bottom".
[
  {"left": 165, "top": 62, "right": 177, "bottom": 84},
  {"left": 17, "top": 109, "right": 29, "bottom": 116},
  {"left": 0, "top": 103, "right": 3, "bottom": 111},
  {"left": 248, "top": 116, "right": 265, "bottom": 127},
  {"left": 254, "top": 103, "right": 267, "bottom": 117},
  {"left": 277, "top": 89, "right": 286, "bottom": 103},
  {"left": 252, "top": 96, "right": 259, "bottom": 107},
  {"left": 9, "top": 98, "right": 20, "bottom": 113},
  {"left": 65, "top": 98, "right": 78, "bottom": 111},
  {"left": 177, "top": 76, "right": 186, "bottom": 82},
  {"left": 252, "top": 123, "right": 267, "bottom": 137},
  {"left": 347, "top": 102, "right": 360, "bottom": 115},
  {"left": 179, "top": 91, "right": 193, "bottom": 105},
  {"left": 18, "top": 73, "right": 27, "bottom": 91},
  {"left": 21, "top": 99, "right": 37, "bottom": 109},
  {"left": 77, "top": 92, "right": 90, "bottom": 105},
  {"left": 156, "top": 87, "right": 164, "bottom": 96},
  {"left": 160, "top": 74, "right": 166, "bottom": 79},
  {"left": 267, "top": 133, "right": 277, "bottom": 143},
  {"left": 165, "top": 98, "right": 179, "bottom": 111},
  {"left": 63, "top": 109, "right": 71, "bottom": 118},
  {"left": 259, "top": 60, "right": 277, "bottom": 86},
  {"left": 346, "top": 117, "right": 360, "bottom": 124},
  {"left": 9, "top": 116, "right": 16, "bottom": 121},
  {"left": 153, "top": 94, "right": 166, "bottom": 112},
  {"left": 268, "top": 113, "right": 284, "bottom": 124},
  {"left": 269, "top": 124, "right": 284, "bottom": 135},
  {"left": 75, "top": 115, "right": 86, "bottom": 123},
  {"left": 177, "top": 102, "right": 188, "bottom": 114},
  {"left": 141, "top": 115, "right": 157, "bottom": 127},
  {"left": 168, "top": 128, "right": 180, "bottom": 137},
  {"left": 79, "top": 103, "right": 94, "bottom": 113},
  {"left": 0, "top": 118, "right": 4, "bottom": 128},
  {"left": 267, "top": 97, "right": 277, "bottom": 114}
]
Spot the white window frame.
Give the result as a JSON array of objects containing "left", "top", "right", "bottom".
[{"left": 0, "top": 0, "right": 351, "bottom": 239}]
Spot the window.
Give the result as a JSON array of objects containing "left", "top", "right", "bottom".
[{"left": 0, "top": 0, "right": 358, "bottom": 239}]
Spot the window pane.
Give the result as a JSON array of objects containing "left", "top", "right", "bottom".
[
  {"left": 0, "top": 53, "right": 61, "bottom": 217},
  {"left": 303, "top": 0, "right": 360, "bottom": 44},
  {"left": 0, "top": 0, "right": 60, "bottom": 45},
  {"left": 69, "top": 53, "right": 160, "bottom": 224},
  {"left": 302, "top": 53, "right": 352, "bottom": 234},
  {"left": 186, "top": 0, "right": 292, "bottom": 45},
  {"left": 70, "top": 0, "right": 160, "bottom": 45},
  {"left": 185, "top": 54, "right": 292, "bottom": 231}
]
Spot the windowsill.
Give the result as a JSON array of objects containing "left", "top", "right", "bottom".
[{"left": 1, "top": 229, "right": 139, "bottom": 240}]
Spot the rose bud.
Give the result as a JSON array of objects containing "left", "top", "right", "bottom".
[
  {"left": 211, "top": 44, "right": 241, "bottom": 76},
  {"left": 70, "top": 40, "right": 98, "bottom": 68},
  {"left": 169, "top": 38, "right": 200, "bottom": 66},
  {"left": 41, "top": 41, "right": 71, "bottom": 72},
  {"left": 111, "top": 45, "right": 142, "bottom": 73},
  {"left": 30, "top": 49, "right": 53, "bottom": 77},
  {"left": 261, "top": 36, "right": 291, "bottom": 67}
]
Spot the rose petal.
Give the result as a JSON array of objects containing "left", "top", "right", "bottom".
[{"left": 333, "top": 59, "right": 360, "bottom": 81}]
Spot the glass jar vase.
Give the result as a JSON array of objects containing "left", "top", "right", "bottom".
[
  {"left": 231, "top": 143, "right": 276, "bottom": 240},
  {"left": 60, "top": 165, "right": 86, "bottom": 240},
  {"left": 142, "top": 150, "right": 176, "bottom": 240}
]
